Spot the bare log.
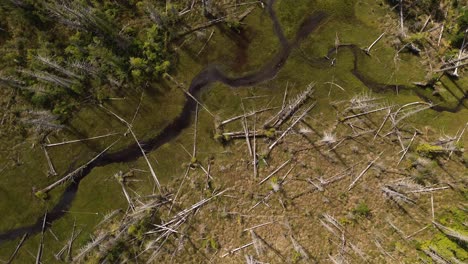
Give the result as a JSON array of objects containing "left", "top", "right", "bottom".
[
  {"left": 387, "top": 219, "right": 406, "bottom": 239},
  {"left": 397, "top": 131, "right": 417, "bottom": 165},
  {"left": 363, "top": 32, "right": 385, "bottom": 55},
  {"left": 193, "top": 103, "right": 199, "bottom": 158},
  {"left": 44, "top": 132, "right": 119, "bottom": 147},
  {"left": 449, "top": 123, "right": 466, "bottom": 158},
  {"left": 219, "top": 107, "right": 277, "bottom": 126},
  {"left": 222, "top": 130, "right": 272, "bottom": 139},
  {"left": 406, "top": 186, "right": 450, "bottom": 194},
  {"left": 35, "top": 212, "right": 47, "bottom": 264},
  {"left": 341, "top": 106, "right": 391, "bottom": 122},
  {"left": 96, "top": 209, "right": 122, "bottom": 228},
  {"left": 391, "top": 102, "right": 432, "bottom": 128},
  {"left": 42, "top": 145, "right": 57, "bottom": 176},
  {"left": 118, "top": 176, "right": 135, "bottom": 211},
  {"left": 406, "top": 225, "right": 429, "bottom": 239},
  {"left": 54, "top": 229, "right": 82, "bottom": 260},
  {"left": 437, "top": 24, "right": 444, "bottom": 47},
  {"left": 66, "top": 220, "right": 76, "bottom": 261},
  {"left": 7, "top": 233, "right": 28, "bottom": 264},
  {"left": 73, "top": 233, "right": 109, "bottom": 261},
  {"left": 258, "top": 159, "right": 290, "bottom": 185},
  {"left": 242, "top": 115, "right": 253, "bottom": 157},
  {"left": 243, "top": 221, "right": 275, "bottom": 232},
  {"left": 290, "top": 235, "right": 309, "bottom": 260},
  {"left": 399, "top": 0, "right": 405, "bottom": 36},
  {"left": 197, "top": 30, "right": 215, "bottom": 56},
  {"left": 423, "top": 248, "right": 450, "bottom": 264},
  {"left": 420, "top": 15, "right": 431, "bottom": 32},
  {"left": 221, "top": 242, "right": 254, "bottom": 257},
  {"left": 282, "top": 82, "right": 289, "bottom": 110},
  {"left": 253, "top": 117, "right": 258, "bottom": 179},
  {"left": 268, "top": 102, "right": 316, "bottom": 151},
  {"left": 452, "top": 29, "right": 467, "bottom": 76},
  {"left": 348, "top": 152, "right": 383, "bottom": 191},
  {"left": 382, "top": 186, "right": 415, "bottom": 205},
  {"left": 432, "top": 221, "right": 468, "bottom": 243},
  {"left": 264, "top": 83, "right": 315, "bottom": 129},
  {"left": 373, "top": 109, "right": 391, "bottom": 140},
  {"left": 434, "top": 61, "right": 468, "bottom": 73}
]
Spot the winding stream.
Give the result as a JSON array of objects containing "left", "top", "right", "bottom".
[{"left": 0, "top": 0, "right": 466, "bottom": 245}]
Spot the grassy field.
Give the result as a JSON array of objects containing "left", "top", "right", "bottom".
[{"left": 0, "top": 0, "right": 466, "bottom": 262}]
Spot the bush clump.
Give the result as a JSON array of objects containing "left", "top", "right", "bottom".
[
  {"left": 416, "top": 143, "right": 445, "bottom": 158},
  {"left": 352, "top": 202, "right": 371, "bottom": 218},
  {"left": 35, "top": 190, "right": 48, "bottom": 200}
]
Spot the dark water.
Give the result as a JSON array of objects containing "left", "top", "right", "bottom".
[
  {"left": 1, "top": 0, "right": 465, "bottom": 245},
  {"left": 326, "top": 44, "right": 467, "bottom": 113}
]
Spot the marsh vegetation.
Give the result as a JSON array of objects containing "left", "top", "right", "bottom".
[{"left": 0, "top": 0, "right": 466, "bottom": 263}]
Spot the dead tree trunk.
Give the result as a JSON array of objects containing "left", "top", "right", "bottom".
[
  {"left": 264, "top": 83, "right": 315, "bottom": 129},
  {"left": 268, "top": 102, "right": 316, "bottom": 152},
  {"left": 7, "top": 233, "right": 28, "bottom": 264},
  {"left": 363, "top": 33, "right": 385, "bottom": 55},
  {"left": 42, "top": 145, "right": 57, "bottom": 176},
  {"left": 35, "top": 212, "right": 47, "bottom": 264}
]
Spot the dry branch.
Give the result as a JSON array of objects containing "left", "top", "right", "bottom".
[
  {"left": 258, "top": 160, "right": 291, "bottom": 185},
  {"left": 348, "top": 152, "right": 383, "bottom": 191},
  {"left": 221, "top": 242, "right": 254, "bottom": 258},
  {"left": 243, "top": 221, "right": 275, "bottom": 232}
]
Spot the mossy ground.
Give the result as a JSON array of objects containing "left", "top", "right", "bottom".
[{"left": 0, "top": 0, "right": 466, "bottom": 262}]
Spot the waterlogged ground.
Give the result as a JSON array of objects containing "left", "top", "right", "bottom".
[{"left": 0, "top": 0, "right": 466, "bottom": 262}]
